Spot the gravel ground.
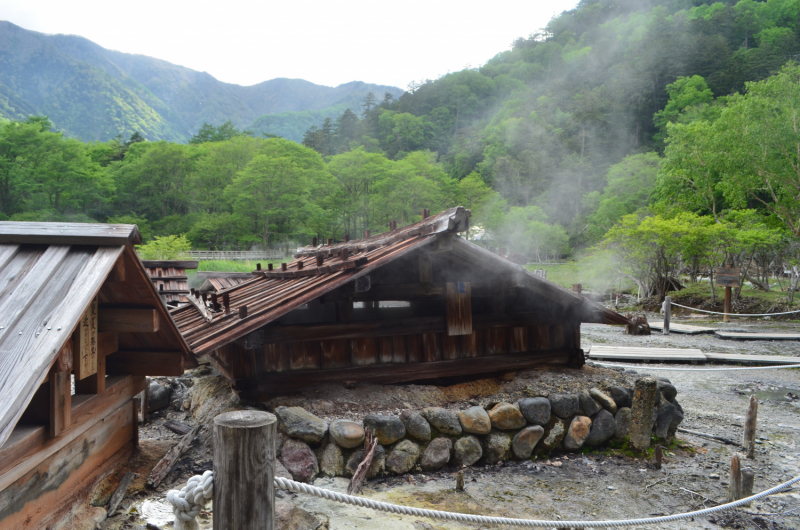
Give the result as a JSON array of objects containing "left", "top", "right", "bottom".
[{"left": 100, "top": 318, "right": 800, "bottom": 530}]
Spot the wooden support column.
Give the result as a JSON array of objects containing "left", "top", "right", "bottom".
[
  {"left": 446, "top": 282, "right": 472, "bottom": 336},
  {"left": 49, "top": 342, "right": 73, "bottom": 437},
  {"left": 723, "top": 286, "right": 732, "bottom": 323},
  {"left": 213, "top": 410, "right": 276, "bottom": 530}
]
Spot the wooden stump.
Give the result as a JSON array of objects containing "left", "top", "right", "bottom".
[
  {"left": 741, "top": 468, "right": 755, "bottom": 506},
  {"left": 743, "top": 395, "right": 758, "bottom": 459},
  {"left": 213, "top": 410, "right": 276, "bottom": 530},
  {"left": 728, "top": 453, "right": 742, "bottom": 502}
]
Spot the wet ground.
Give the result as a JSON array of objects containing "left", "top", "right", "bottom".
[{"left": 102, "top": 316, "right": 799, "bottom": 530}]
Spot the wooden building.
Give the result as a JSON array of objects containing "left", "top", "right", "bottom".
[
  {"left": 172, "top": 208, "right": 629, "bottom": 400},
  {"left": 0, "top": 223, "right": 194, "bottom": 529},
  {"left": 143, "top": 259, "right": 199, "bottom": 306}
]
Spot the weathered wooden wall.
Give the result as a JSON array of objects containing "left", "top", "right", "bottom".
[{"left": 0, "top": 375, "right": 144, "bottom": 529}]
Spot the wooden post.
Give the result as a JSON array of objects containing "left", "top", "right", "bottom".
[
  {"left": 724, "top": 286, "right": 732, "bottom": 323},
  {"left": 654, "top": 445, "right": 663, "bottom": 470},
  {"left": 312, "top": 237, "right": 317, "bottom": 247},
  {"left": 572, "top": 284, "right": 582, "bottom": 294},
  {"left": 743, "top": 394, "right": 758, "bottom": 459},
  {"left": 728, "top": 453, "right": 742, "bottom": 502},
  {"left": 213, "top": 411, "right": 276, "bottom": 530},
  {"left": 663, "top": 295, "right": 671, "bottom": 335},
  {"left": 456, "top": 470, "right": 464, "bottom": 491},
  {"left": 741, "top": 468, "right": 755, "bottom": 505}
]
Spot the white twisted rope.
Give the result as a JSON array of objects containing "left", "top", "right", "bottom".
[
  {"left": 669, "top": 301, "right": 800, "bottom": 317},
  {"left": 166, "top": 466, "right": 800, "bottom": 526},
  {"left": 273, "top": 474, "right": 800, "bottom": 527},
  {"left": 166, "top": 470, "right": 213, "bottom": 523}
]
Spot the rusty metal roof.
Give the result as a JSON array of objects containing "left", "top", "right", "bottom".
[
  {"left": 171, "top": 207, "right": 471, "bottom": 355},
  {"left": 197, "top": 272, "right": 256, "bottom": 293},
  {"left": 171, "top": 207, "right": 630, "bottom": 356}
]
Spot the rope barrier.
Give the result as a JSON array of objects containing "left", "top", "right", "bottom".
[
  {"left": 166, "top": 458, "right": 800, "bottom": 527},
  {"left": 591, "top": 361, "right": 800, "bottom": 372},
  {"left": 669, "top": 301, "right": 800, "bottom": 317},
  {"left": 273, "top": 474, "right": 800, "bottom": 528}
]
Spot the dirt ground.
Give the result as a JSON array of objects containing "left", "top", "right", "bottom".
[{"left": 96, "top": 315, "right": 800, "bottom": 530}]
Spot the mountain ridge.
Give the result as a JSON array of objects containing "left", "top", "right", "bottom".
[{"left": 0, "top": 21, "right": 403, "bottom": 141}]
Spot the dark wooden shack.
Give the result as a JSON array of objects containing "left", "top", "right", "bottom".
[
  {"left": 171, "top": 207, "right": 629, "bottom": 400},
  {"left": 143, "top": 259, "right": 199, "bottom": 305},
  {"left": 0, "top": 222, "right": 194, "bottom": 529}
]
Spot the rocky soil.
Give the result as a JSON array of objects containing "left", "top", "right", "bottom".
[{"left": 87, "top": 317, "right": 799, "bottom": 530}]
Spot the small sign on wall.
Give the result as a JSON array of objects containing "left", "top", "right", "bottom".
[{"left": 715, "top": 268, "right": 741, "bottom": 288}]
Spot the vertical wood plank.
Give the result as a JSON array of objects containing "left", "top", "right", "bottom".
[
  {"left": 73, "top": 297, "right": 98, "bottom": 380},
  {"left": 407, "top": 334, "right": 422, "bottom": 363},
  {"left": 511, "top": 327, "right": 528, "bottom": 353},
  {"left": 264, "top": 344, "right": 277, "bottom": 372},
  {"left": 551, "top": 325, "right": 565, "bottom": 349},
  {"left": 446, "top": 282, "right": 473, "bottom": 336},
  {"left": 49, "top": 368, "right": 71, "bottom": 437},
  {"left": 304, "top": 341, "right": 321, "bottom": 370},
  {"left": 290, "top": 342, "right": 305, "bottom": 371},
  {"left": 321, "top": 340, "right": 335, "bottom": 369},
  {"left": 351, "top": 338, "right": 377, "bottom": 366},
  {"left": 333, "top": 339, "right": 350, "bottom": 368},
  {"left": 530, "top": 325, "right": 550, "bottom": 350},
  {"left": 337, "top": 298, "right": 353, "bottom": 322},
  {"left": 379, "top": 337, "right": 394, "bottom": 364},
  {"left": 132, "top": 398, "right": 139, "bottom": 449},
  {"left": 473, "top": 329, "right": 486, "bottom": 357},
  {"left": 422, "top": 333, "right": 440, "bottom": 362},
  {"left": 442, "top": 334, "right": 459, "bottom": 360},
  {"left": 487, "top": 328, "right": 507, "bottom": 355},
  {"left": 392, "top": 336, "right": 407, "bottom": 363},
  {"left": 461, "top": 332, "right": 478, "bottom": 358}
]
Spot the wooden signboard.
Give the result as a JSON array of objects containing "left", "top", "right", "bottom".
[
  {"left": 715, "top": 268, "right": 741, "bottom": 288},
  {"left": 73, "top": 297, "right": 98, "bottom": 380},
  {"left": 446, "top": 281, "right": 472, "bottom": 336}
]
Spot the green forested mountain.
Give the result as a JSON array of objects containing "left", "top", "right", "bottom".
[
  {"left": 301, "top": 0, "right": 800, "bottom": 247},
  {"left": 0, "top": 21, "right": 403, "bottom": 142}
]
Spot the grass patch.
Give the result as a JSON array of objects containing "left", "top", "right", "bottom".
[
  {"left": 525, "top": 251, "right": 637, "bottom": 293},
  {"left": 196, "top": 259, "right": 284, "bottom": 272}
]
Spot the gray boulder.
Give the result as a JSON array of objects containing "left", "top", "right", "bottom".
[
  {"left": 517, "top": 397, "right": 551, "bottom": 425},
  {"left": 512, "top": 426, "right": 544, "bottom": 459},
  {"left": 482, "top": 431, "right": 512, "bottom": 464},
  {"left": 457, "top": 406, "right": 491, "bottom": 435},
  {"left": 386, "top": 440, "right": 420, "bottom": 475},
  {"left": 563, "top": 416, "right": 592, "bottom": 451},
  {"left": 275, "top": 406, "right": 328, "bottom": 444},
  {"left": 654, "top": 401, "right": 684, "bottom": 439},
  {"left": 319, "top": 442, "right": 344, "bottom": 477},
  {"left": 422, "top": 407, "right": 462, "bottom": 436},
  {"left": 578, "top": 391, "right": 602, "bottom": 416},
  {"left": 363, "top": 414, "right": 406, "bottom": 445},
  {"left": 400, "top": 410, "right": 431, "bottom": 442},
  {"left": 657, "top": 381, "right": 678, "bottom": 403},
  {"left": 585, "top": 409, "right": 616, "bottom": 446},
  {"left": 345, "top": 445, "right": 386, "bottom": 478},
  {"left": 281, "top": 439, "right": 319, "bottom": 483},
  {"left": 275, "top": 502, "right": 324, "bottom": 530},
  {"left": 608, "top": 386, "right": 633, "bottom": 409},
  {"left": 329, "top": 419, "right": 365, "bottom": 449},
  {"left": 614, "top": 407, "right": 632, "bottom": 440},
  {"left": 548, "top": 393, "right": 579, "bottom": 419},
  {"left": 488, "top": 403, "right": 526, "bottom": 430},
  {"left": 420, "top": 437, "right": 453, "bottom": 471},
  {"left": 149, "top": 382, "right": 172, "bottom": 412},
  {"left": 454, "top": 435, "right": 483, "bottom": 466}
]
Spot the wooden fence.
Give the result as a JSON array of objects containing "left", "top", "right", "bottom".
[{"left": 187, "top": 250, "right": 285, "bottom": 261}]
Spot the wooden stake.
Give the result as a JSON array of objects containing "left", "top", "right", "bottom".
[
  {"left": 327, "top": 238, "right": 333, "bottom": 245},
  {"left": 281, "top": 263, "right": 287, "bottom": 271},
  {"left": 256, "top": 263, "right": 261, "bottom": 270},
  {"left": 654, "top": 445, "right": 663, "bottom": 470},
  {"left": 312, "top": 237, "right": 317, "bottom": 246},
  {"left": 741, "top": 468, "right": 755, "bottom": 505},
  {"left": 724, "top": 286, "right": 732, "bottom": 323},
  {"left": 239, "top": 305, "right": 248, "bottom": 319},
  {"left": 267, "top": 263, "right": 273, "bottom": 271},
  {"left": 348, "top": 429, "right": 377, "bottom": 495},
  {"left": 345, "top": 234, "right": 350, "bottom": 242},
  {"left": 728, "top": 453, "right": 742, "bottom": 502},
  {"left": 456, "top": 470, "right": 465, "bottom": 491},
  {"left": 663, "top": 295, "right": 671, "bottom": 335},
  {"left": 107, "top": 471, "right": 137, "bottom": 516},
  {"left": 572, "top": 284, "right": 582, "bottom": 294},
  {"left": 148, "top": 426, "right": 200, "bottom": 488},
  {"left": 213, "top": 411, "right": 276, "bottom": 530},
  {"left": 364, "top": 231, "right": 370, "bottom": 238},
  {"left": 743, "top": 394, "right": 758, "bottom": 459},
  {"left": 316, "top": 255, "right": 324, "bottom": 267}
]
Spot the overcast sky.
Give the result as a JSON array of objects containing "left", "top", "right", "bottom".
[{"left": 1, "top": 0, "right": 578, "bottom": 89}]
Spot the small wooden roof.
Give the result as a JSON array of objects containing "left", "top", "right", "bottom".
[
  {"left": 143, "top": 260, "right": 199, "bottom": 304},
  {"left": 0, "top": 222, "right": 192, "bottom": 448}
]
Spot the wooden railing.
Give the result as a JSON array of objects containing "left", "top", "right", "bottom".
[{"left": 186, "top": 250, "right": 284, "bottom": 261}]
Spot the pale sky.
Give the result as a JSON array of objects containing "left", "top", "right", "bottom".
[{"left": 1, "top": 0, "right": 578, "bottom": 89}]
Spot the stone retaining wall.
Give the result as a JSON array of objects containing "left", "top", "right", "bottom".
[{"left": 275, "top": 377, "right": 684, "bottom": 483}]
